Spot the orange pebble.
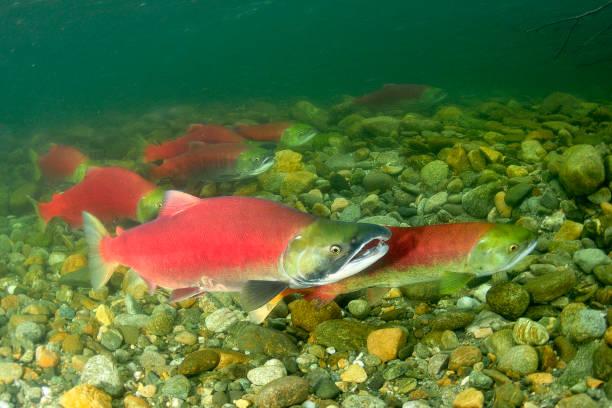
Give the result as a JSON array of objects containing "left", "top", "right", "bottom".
[{"left": 36, "top": 346, "right": 60, "bottom": 368}]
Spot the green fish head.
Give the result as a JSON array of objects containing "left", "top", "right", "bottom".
[
  {"left": 420, "top": 87, "right": 448, "bottom": 106},
  {"left": 234, "top": 147, "right": 275, "bottom": 177},
  {"left": 136, "top": 188, "right": 165, "bottom": 223},
  {"left": 67, "top": 162, "right": 91, "bottom": 184},
  {"left": 281, "top": 220, "right": 391, "bottom": 288},
  {"left": 279, "top": 123, "right": 317, "bottom": 147},
  {"left": 469, "top": 224, "right": 537, "bottom": 277}
]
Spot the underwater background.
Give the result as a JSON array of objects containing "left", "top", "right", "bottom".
[
  {"left": 2, "top": 0, "right": 612, "bottom": 128},
  {"left": 1, "top": 1, "right": 612, "bottom": 408}
]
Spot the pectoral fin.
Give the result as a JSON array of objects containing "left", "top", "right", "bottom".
[
  {"left": 169, "top": 287, "right": 206, "bottom": 303},
  {"left": 439, "top": 271, "right": 474, "bottom": 295},
  {"left": 240, "top": 280, "right": 288, "bottom": 312},
  {"left": 248, "top": 292, "right": 286, "bottom": 324},
  {"left": 365, "top": 287, "right": 390, "bottom": 305}
]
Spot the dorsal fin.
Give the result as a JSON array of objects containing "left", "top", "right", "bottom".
[
  {"left": 115, "top": 226, "right": 125, "bottom": 236},
  {"left": 159, "top": 190, "right": 201, "bottom": 217}
]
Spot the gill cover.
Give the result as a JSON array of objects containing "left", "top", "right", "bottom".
[
  {"left": 234, "top": 147, "right": 275, "bottom": 176},
  {"left": 279, "top": 123, "right": 317, "bottom": 147}
]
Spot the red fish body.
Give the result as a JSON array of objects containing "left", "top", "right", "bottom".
[
  {"left": 38, "top": 166, "right": 158, "bottom": 228},
  {"left": 148, "top": 142, "right": 251, "bottom": 181},
  {"left": 144, "top": 124, "right": 245, "bottom": 163},
  {"left": 36, "top": 144, "right": 90, "bottom": 181},
  {"left": 84, "top": 192, "right": 391, "bottom": 309},
  {"left": 354, "top": 84, "right": 430, "bottom": 110},
  {"left": 235, "top": 122, "right": 294, "bottom": 142}
]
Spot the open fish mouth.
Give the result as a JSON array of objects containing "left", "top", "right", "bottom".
[{"left": 316, "top": 234, "right": 390, "bottom": 286}]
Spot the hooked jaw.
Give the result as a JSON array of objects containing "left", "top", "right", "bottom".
[{"left": 287, "top": 223, "right": 392, "bottom": 288}]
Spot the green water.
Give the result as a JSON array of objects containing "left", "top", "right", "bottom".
[{"left": 2, "top": 0, "right": 611, "bottom": 127}]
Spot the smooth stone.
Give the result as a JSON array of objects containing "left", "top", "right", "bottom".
[
  {"left": 573, "top": 248, "right": 611, "bottom": 273},
  {"left": 421, "top": 160, "right": 449, "bottom": 187},
  {"left": 555, "top": 393, "right": 598, "bottom": 408},
  {"left": 430, "top": 311, "right": 474, "bottom": 330},
  {"left": 504, "top": 183, "right": 532, "bottom": 207},
  {"left": 424, "top": 191, "right": 448, "bottom": 214},
  {"left": 462, "top": 181, "right": 501, "bottom": 219},
  {"left": 523, "top": 269, "right": 576, "bottom": 303},
  {"left": 347, "top": 299, "right": 370, "bottom": 319},
  {"left": 568, "top": 309, "right": 606, "bottom": 342},
  {"left": 0, "top": 362, "right": 23, "bottom": 383},
  {"left": 225, "top": 322, "right": 298, "bottom": 358},
  {"left": 367, "top": 328, "right": 407, "bottom": 362},
  {"left": 497, "top": 345, "right": 539, "bottom": 378},
  {"left": 486, "top": 282, "right": 530, "bottom": 320},
  {"left": 80, "top": 355, "right": 123, "bottom": 396},
  {"left": 593, "top": 264, "right": 612, "bottom": 285},
  {"left": 592, "top": 344, "right": 612, "bottom": 381},
  {"left": 559, "top": 144, "right": 605, "bottom": 195},
  {"left": 313, "top": 319, "right": 373, "bottom": 352},
  {"left": 469, "top": 370, "right": 494, "bottom": 390},
  {"left": 15, "top": 321, "right": 45, "bottom": 343},
  {"left": 342, "top": 394, "right": 386, "bottom": 408},
  {"left": 205, "top": 308, "right": 240, "bottom": 333},
  {"left": 160, "top": 375, "right": 191, "bottom": 399},
  {"left": 448, "top": 346, "right": 482, "bottom": 371},
  {"left": 289, "top": 299, "right": 341, "bottom": 332},
  {"left": 255, "top": 376, "right": 309, "bottom": 408},
  {"left": 247, "top": 363, "right": 287, "bottom": 386},
  {"left": 520, "top": 140, "right": 546, "bottom": 163},
  {"left": 512, "top": 318, "right": 549, "bottom": 345},
  {"left": 178, "top": 349, "right": 220, "bottom": 375},
  {"left": 363, "top": 171, "right": 394, "bottom": 192},
  {"left": 59, "top": 384, "right": 111, "bottom": 408},
  {"left": 559, "top": 341, "right": 598, "bottom": 386},
  {"left": 452, "top": 387, "right": 484, "bottom": 408}
]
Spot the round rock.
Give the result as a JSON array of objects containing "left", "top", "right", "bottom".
[
  {"left": 80, "top": 355, "right": 123, "bottom": 396},
  {"left": 255, "top": 376, "right": 309, "bottom": 408},
  {"left": 573, "top": 248, "right": 611, "bottom": 273},
  {"left": 421, "top": 160, "right": 449, "bottom": 187},
  {"left": 497, "top": 345, "right": 539, "bottom": 378},
  {"left": 486, "top": 282, "right": 530, "bottom": 320},
  {"left": 559, "top": 144, "right": 605, "bottom": 195}
]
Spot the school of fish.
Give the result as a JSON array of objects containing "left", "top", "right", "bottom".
[{"left": 30, "top": 105, "right": 538, "bottom": 321}]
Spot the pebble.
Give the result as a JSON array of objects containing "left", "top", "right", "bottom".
[
  {"left": 204, "top": 307, "right": 239, "bottom": 333},
  {"left": 593, "top": 264, "right": 612, "bottom": 285},
  {"left": 15, "top": 321, "right": 45, "bottom": 343},
  {"left": 493, "top": 382, "right": 525, "bottom": 407},
  {"left": 559, "top": 144, "right": 605, "bottom": 195},
  {"left": 452, "top": 387, "right": 484, "bottom": 408},
  {"left": 313, "top": 320, "right": 372, "bottom": 351},
  {"left": 430, "top": 311, "right": 474, "bottom": 330},
  {"left": 523, "top": 269, "right": 576, "bottom": 302},
  {"left": 289, "top": 299, "right": 341, "bottom": 332},
  {"left": 512, "top": 317, "right": 549, "bottom": 345},
  {"left": 403, "top": 402, "right": 431, "bottom": 408},
  {"left": 81, "top": 355, "right": 123, "bottom": 396},
  {"left": 347, "top": 299, "right": 370, "bottom": 318},
  {"left": 592, "top": 343, "right": 612, "bottom": 381},
  {"left": 497, "top": 345, "right": 539, "bottom": 378},
  {"left": 255, "top": 376, "right": 309, "bottom": 408},
  {"left": 462, "top": 181, "right": 500, "bottom": 219},
  {"left": 428, "top": 353, "right": 449, "bottom": 377},
  {"left": 340, "top": 364, "right": 368, "bottom": 383},
  {"left": 362, "top": 171, "right": 394, "bottom": 192},
  {"left": 572, "top": 248, "right": 611, "bottom": 273},
  {"left": 421, "top": 160, "right": 449, "bottom": 187},
  {"left": 504, "top": 183, "right": 532, "bottom": 207},
  {"left": 146, "top": 304, "right": 176, "bottom": 335},
  {"left": 178, "top": 349, "right": 220, "bottom": 375},
  {"left": 100, "top": 328, "right": 123, "bottom": 351},
  {"left": 0, "top": 362, "right": 23, "bottom": 383},
  {"left": 59, "top": 384, "right": 112, "bottom": 408},
  {"left": 457, "top": 296, "right": 481, "bottom": 311},
  {"left": 367, "top": 328, "right": 406, "bottom": 362},
  {"left": 494, "top": 191, "right": 512, "bottom": 217},
  {"left": 160, "top": 375, "right": 191, "bottom": 399},
  {"left": 174, "top": 330, "right": 197, "bottom": 345},
  {"left": 247, "top": 360, "right": 287, "bottom": 386},
  {"left": 123, "top": 395, "right": 149, "bottom": 408},
  {"left": 486, "top": 282, "right": 530, "bottom": 320},
  {"left": 331, "top": 197, "right": 350, "bottom": 212},
  {"left": 448, "top": 346, "right": 482, "bottom": 372},
  {"left": 95, "top": 304, "right": 114, "bottom": 326},
  {"left": 342, "top": 394, "right": 386, "bottom": 408},
  {"left": 568, "top": 309, "right": 606, "bottom": 342},
  {"left": 35, "top": 345, "right": 59, "bottom": 368},
  {"left": 521, "top": 140, "right": 546, "bottom": 163},
  {"left": 468, "top": 371, "right": 494, "bottom": 390},
  {"left": 555, "top": 393, "right": 598, "bottom": 408},
  {"left": 424, "top": 191, "right": 448, "bottom": 213}
]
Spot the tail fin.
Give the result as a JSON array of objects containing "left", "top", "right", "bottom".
[
  {"left": 82, "top": 211, "right": 118, "bottom": 289},
  {"left": 26, "top": 195, "right": 47, "bottom": 231},
  {"left": 29, "top": 149, "right": 41, "bottom": 181}
]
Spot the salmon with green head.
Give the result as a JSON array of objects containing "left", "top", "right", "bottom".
[
  {"left": 83, "top": 191, "right": 391, "bottom": 311},
  {"left": 250, "top": 222, "right": 537, "bottom": 322}
]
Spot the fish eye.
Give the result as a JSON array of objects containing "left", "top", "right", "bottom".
[
  {"left": 508, "top": 244, "right": 519, "bottom": 252},
  {"left": 254, "top": 157, "right": 260, "bottom": 162},
  {"left": 156, "top": 202, "right": 162, "bottom": 208},
  {"left": 329, "top": 244, "right": 342, "bottom": 255}
]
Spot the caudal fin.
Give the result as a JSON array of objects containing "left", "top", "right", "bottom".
[{"left": 82, "top": 211, "right": 118, "bottom": 289}]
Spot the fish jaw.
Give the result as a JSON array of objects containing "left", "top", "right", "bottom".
[
  {"left": 468, "top": 223, "right": 538, "bottom": 277},
  {"left": 280, "top": 220, "right": 391, "bottom": 288},
  {"left": 136, "top": 188, "right": 165, "bottom": 223}
]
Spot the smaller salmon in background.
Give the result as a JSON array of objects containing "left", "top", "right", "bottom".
[
  {"left": 30, "top": 144, "right": 90, "bottom": 182},
  {"left": 144, "top": 124, "right": 245, "bottom": 163},
  {"left": 235, "top": 122, "right": 317, "bottom": 147},
  {"left": 148, "top": 142, "right": 274, "bottom": 182},
  {"left": 250, "top": 222, "right": 537, "bottom": 323},
  {"left": 353, "top": 83, "right": 447, "bottom": 111},
  {"left": 83, "top": 191, "right": 391, "bottom": 310},
  {"left": 36, "top": 166, "right": 164, "bottom": 228}
]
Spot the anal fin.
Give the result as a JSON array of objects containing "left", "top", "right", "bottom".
[
  {"left": 169, "top": 287, "right": 206, "bottom": 303},
  {"left": 240, "top": 280, "right": 288, "bottom": 312}
]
